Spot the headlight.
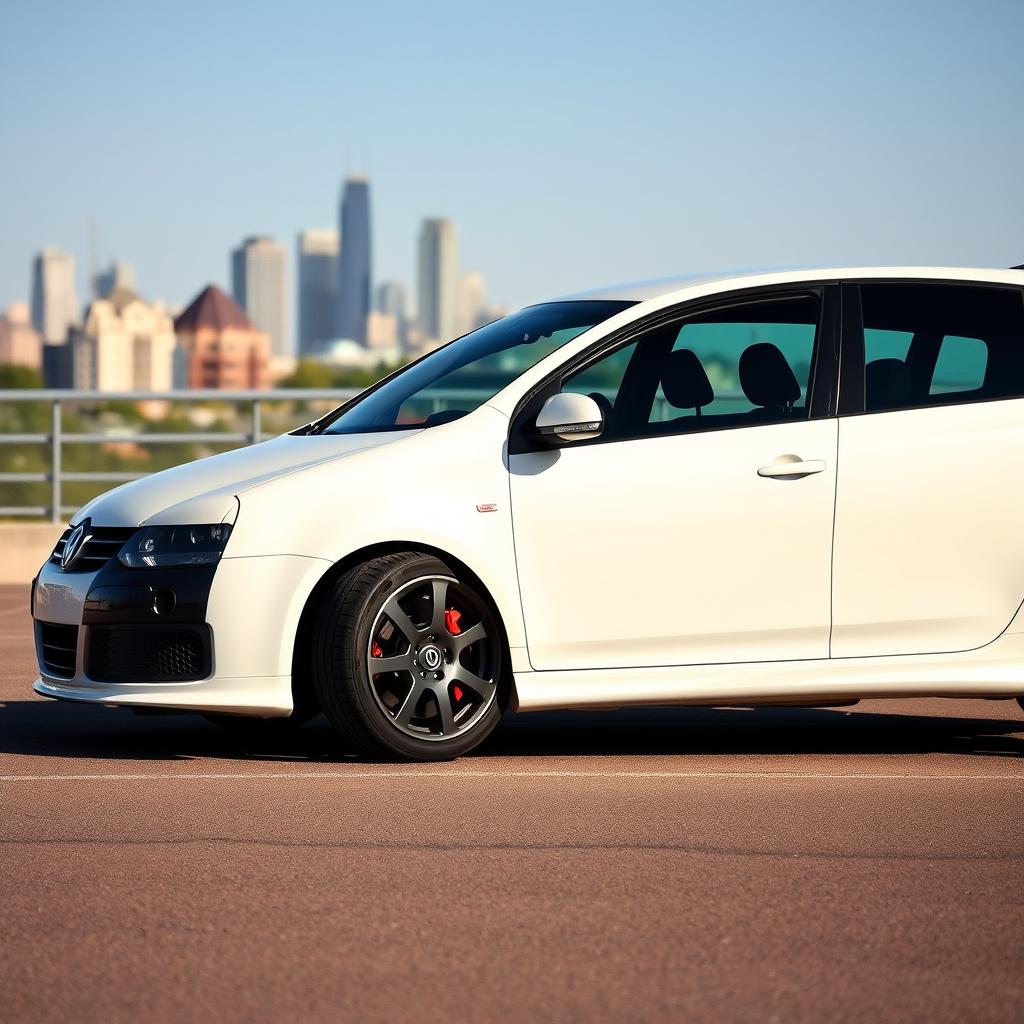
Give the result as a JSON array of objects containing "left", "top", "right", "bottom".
[{"left": 118, "top": 524, "right": 233, "bottom": 568}]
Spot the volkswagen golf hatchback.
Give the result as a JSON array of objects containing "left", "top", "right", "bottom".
[{"left": 32, "top": 267, "right": 1024, "bottom": 760}]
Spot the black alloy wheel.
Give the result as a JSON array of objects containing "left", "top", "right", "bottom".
[{"left": 313, "top": 552, "right": 504, "bottom": 760}]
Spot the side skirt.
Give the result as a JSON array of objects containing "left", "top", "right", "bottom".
[{"left": 511, "top": 632, "right": 1024, "bottom": 713}]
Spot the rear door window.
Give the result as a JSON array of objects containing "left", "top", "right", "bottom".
[{"left": 856, "top": 283, "right": 1024, "bottom": 412}]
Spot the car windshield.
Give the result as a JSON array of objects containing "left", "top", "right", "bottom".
[{"left": 312, "top": 300, "right": 634, "bottom": 434}]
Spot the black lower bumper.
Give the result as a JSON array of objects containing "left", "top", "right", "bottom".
[{"left": 34, "top": 557, "right": 218, "bottom": 684}]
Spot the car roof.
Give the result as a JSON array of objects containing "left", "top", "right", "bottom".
[{"left": 552, "top": 266, "right": 1024, "bottom": 304}]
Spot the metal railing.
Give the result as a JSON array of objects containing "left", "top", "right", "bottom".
[
  {"left": 0, "top": 389, "right": 358, "bottom": 522},
  {"left": 0, "top": 385, "right": 756, "bottom": 522}
]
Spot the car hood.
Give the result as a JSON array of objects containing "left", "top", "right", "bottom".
[{"left": 72, "top": 430, "right": 414, "bottom": 528}]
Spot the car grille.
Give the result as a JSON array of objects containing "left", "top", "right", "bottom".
[
  {"left": 36, "top": 621, "right": 79, "bottom": 678},
  {"left": 86, "top": 625, "right": 212, "bottom": 683},
  {"left": 50, "top": 527, "right": 137, "bottom": 573}
]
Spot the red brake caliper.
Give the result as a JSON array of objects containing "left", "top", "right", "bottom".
[
  {"left": 444, "top": 608, "right": 462, "bottom": 636},
  {"left": 445, "top": 609, "right": 463, "bottom": 701},
  {"left": 371, "top": 642, "right": 382, "bottom": 658}
]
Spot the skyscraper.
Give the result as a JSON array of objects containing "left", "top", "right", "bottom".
[
  {"left": 336, "top": 176, "right": 372, "bottom": 344},
  {"left": 376, "top": 280, "right": 409, "bottom": 348},
  {"left": 456, "top": 271, "right": 487, "bottom": 335},
  {"left": 417, "top": 218, "right": 458, "bottom": 343},
  {"left": 297, "top": 229, "right": 339, "bottom": 355},
  {"left": 30, "top": 247, "right": 78, "bottom": 344},
  {"left": 94, "top": 261, "right": 135, "bottom": 300},
  {"left": 231, "top": 236, "right": 289, "bottom": 358}
]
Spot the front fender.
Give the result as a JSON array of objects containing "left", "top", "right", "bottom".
[{"left": 226, "top": 407, "right": 526, "bottom": 649}]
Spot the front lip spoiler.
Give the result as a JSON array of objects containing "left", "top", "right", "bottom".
[{"left": 32, "top": 675, "right": 293, "bottom": 717}]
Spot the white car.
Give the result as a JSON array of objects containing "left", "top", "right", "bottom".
[{"left": 32, "top": 266, "right": 1024, "bottom": 760}]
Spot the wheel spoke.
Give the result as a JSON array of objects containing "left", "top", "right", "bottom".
[
  {"left": 451, "top": 667, "right": 495, "bottom": 700},
  {"left": 383, "top": 596, "right": 421, "bottom": 646},
  {"left": 369, "top": 654, "right": 409, "bottom": 676},
  {"left": 393, "top": 679, "right": 427, "bottom": 729},
  {"left": 452, "top": 621, "right": 486, "bottom": 651},
  {"left": 430, "top": 579, "right": 449, "bottom": 634},
  {"left": 431, "top": 681, "right": 457, "bottom": 736}
]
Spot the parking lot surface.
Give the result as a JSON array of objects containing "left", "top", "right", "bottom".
[{"left": 1, "top": 583, "right": 1022, "bottom": 1023}]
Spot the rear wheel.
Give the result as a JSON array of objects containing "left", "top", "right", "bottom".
[{"left": 313, "top": 552, "right": 504, "bottom": 761}]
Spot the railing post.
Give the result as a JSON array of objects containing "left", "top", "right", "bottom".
[
  {"left": 251, "top": 399, "right": 262, "bottom": 444},
  {"left": 51, "top": 399, "right": 62, "bottom": 524}
]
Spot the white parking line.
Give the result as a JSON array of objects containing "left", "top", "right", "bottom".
[{"left": 1, "top": 770, "right": 1022, "bottom": 782}]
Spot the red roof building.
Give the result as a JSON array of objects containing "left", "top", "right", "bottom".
[{"left": 174, "top": 285, "right": 270, "bottom": 389}]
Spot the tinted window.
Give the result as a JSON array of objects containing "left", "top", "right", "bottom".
[
  {"left": 930, "top": 334, "right": 987, "bottom": 394},
  {"left": 561, "top": 294, "right": 821, "bottom": 441},
  {"left": 859, "top": 284, "right": 1024, "bottom": 413},
  {"left": 315, "top": 300, "right": 633, "bottom": 434}
]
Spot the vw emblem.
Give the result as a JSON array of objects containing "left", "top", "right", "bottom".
[
  {"left": 60, "top": 519, "right": 90, "bottom": 571},
  {"left": 420, "top": 645, "right": 442, "bottom": 671}
]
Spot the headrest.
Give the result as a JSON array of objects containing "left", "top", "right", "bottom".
[
  {"left": 865, "top": 358, "right": 912, "bottom": 411},
  {"left": 661, "top": 348, "right": 714, "bottom": 411},
  {"left": 739, "top": 342, "right": 801, "bottom": 408}
]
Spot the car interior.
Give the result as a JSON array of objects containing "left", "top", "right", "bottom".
[
  {"left": 568, "top": 295, "right": 818, "bottom": 440},
  {"left": 861, "top": 283, "right": 1024, "bottom": 412}
]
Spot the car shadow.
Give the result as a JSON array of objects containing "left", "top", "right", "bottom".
[{"left": 0, "top": 698, "right": 1022, "bottom": 764}]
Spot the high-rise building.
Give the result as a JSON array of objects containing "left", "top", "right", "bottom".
[
  {"left": 296, "top": 229, "right": 339, "bottom": 356},
  {"left": 173, "top": 284, "right": 270, "bottom": 390},
  {"left": 365, "top": 311, "right": 398, "bottom": 350},
  {"left": 68, "top": 286, "right": 176, "bottom": 391},
  {"left": 456, "top": 271, "right": 487, "bottom": 336},
  {"left": 336, "top": 176, "right": 372, "bottom": 344},
  {"left": 231, "top": 236, "right": 289, "bottom": 358},
  {"left": 417, "top": 218, "right": 458, "bottom": 344},
  {"left": 376, "top": 280, "right": 407, "bottom": 320},
  {"left": 376, "top": 280, "right": 409, "bottom": 348},
  {"left": 0, "top": 303, "right": 42, "bottom": 370},
  {"left": 94, "top": 261, "right": 135, "bottom": 300},
  {"left": 30, "top": 247, "right": 78, "bottom": 344}
]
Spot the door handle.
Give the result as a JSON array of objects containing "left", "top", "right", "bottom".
[{"left": 757, "top": 456, "right": 827, "bottom": 479}]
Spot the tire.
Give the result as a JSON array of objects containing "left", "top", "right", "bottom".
[{"left": 312, "top": 552, "right": 504, "bottom": 761}]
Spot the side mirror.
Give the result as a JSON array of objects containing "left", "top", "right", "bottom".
[{"left": 533, "top": 392, "right": 604, "bottom": 444}]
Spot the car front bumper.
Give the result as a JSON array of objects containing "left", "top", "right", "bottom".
[{"left": 32, "top": 550, "right": 331, "bottom": 717}]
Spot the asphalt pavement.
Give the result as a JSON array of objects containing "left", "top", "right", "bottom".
[{"left": 1, "top": 583, "right": 1022, "bottom": 1023}]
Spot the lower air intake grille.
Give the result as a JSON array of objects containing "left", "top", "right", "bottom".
[
  {"left": 86, "top": 625, "right": 212, "bottom": 683},
  {"left": 37, "top": 621, "right": 79, "bottom": 678}
]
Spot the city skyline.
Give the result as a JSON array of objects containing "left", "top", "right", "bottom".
[
  {"left": 4, "top": 3, "right": 1021, "bottom": 319},
  {"left": 14, "top": 171, "right": 496, "bottom": 364},
  {"left": 10, "top": 178, "right": 496, "bottom": 388}
]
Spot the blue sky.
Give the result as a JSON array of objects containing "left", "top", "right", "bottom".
[{"left": 2, "top": 0, "right": 1022, "bottom": 316}]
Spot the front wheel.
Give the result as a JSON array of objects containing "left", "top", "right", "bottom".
[{"left": 312, "top": 552, "right": 504, "bottom": 761}]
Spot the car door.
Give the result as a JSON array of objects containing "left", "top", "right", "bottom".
[
  {"left": 508, "top": 286, "right": 840, "bottom": 671},
  {"left": 831, "top": 279, "right": 1024, "bottom": 658}
]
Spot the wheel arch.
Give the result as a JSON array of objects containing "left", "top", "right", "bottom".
[{"left": 290, "top": 541, "right": 518, "bottom": 717}]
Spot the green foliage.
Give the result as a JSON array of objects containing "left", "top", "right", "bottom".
[
  {"left": 280, "top": 359, "right": 335, "bottom": 389},
  {"left": 0, "top": 365, "right": 44, "bottom": 389},
  {"left": 280, "top": 358, "right": 406, "bottom": 391}
]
